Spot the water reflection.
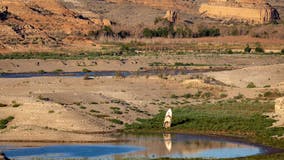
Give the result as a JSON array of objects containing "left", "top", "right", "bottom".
[
  {"left": 163, "top": 133, "right": 172, "bottom": 152},
  {"left": 2, "top": 134, "right": 267, "bottom": 160}
]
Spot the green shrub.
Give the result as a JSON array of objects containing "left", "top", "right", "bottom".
[
  {"left": 90, "top": 109, "right": 100, "bottom": 113},
  {"left": 234, "top": 93, "right": 244, "bottom": 99},
  {"left": 220, "top": 93, "right": 228, "bottom": 98},
  {"left": 263, "top": 85, "right": 271, "bottom": 88},
  {"left": 82, "top": 68, "right": 91, "bottom": 72},
  {"left": 48, "top": 110, "right": 55, "bottom": 113},
  {"left": 0, "top": 116, "right": 14, "bottom": 129},
  {"left": 244, "top": 44, "right": 252, "bottom": 53},
  {"left": 255, "top": 47, "right": 264, "bottom": 53},
  {"left": 247, "top": 82, "right": 256, "bottom": 88},
  {"left": 170, "top": 94, "right": 179, "bottom": 99},
  {"left": 0, "top": 103, "right": 7, "bottom": 107},
  {"left": 117, "top": 30, "right": 130, "bottom": 39},
  {"left": 198, "top": 27, "right": 220, "bottom": 37},
  {"left": 281, "top": 49, "right": 284, "bottom": 54},
  {"left": 53, "top": 69, "right": 63, "bottom": 73},
  {"left": 263, "top": 91, "right": 282, "bottom": 98},
  {"left": 102, "top": 26, "right": 114, "bottom": 37},
  {"left": 109, "top": 119, "right": 123, "bottom": 125},
  {"left": 175, "top": 27, "right": 192, "bottom": 38},
  {"left": 142, "top": 28, "right": 154, "bottom": 38},
  {"left": 80, "top": 106, "right": 86, "bottom": 109}
]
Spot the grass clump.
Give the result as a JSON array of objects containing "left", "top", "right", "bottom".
[
  {"left": 0, "top": 116, "right": 14, "bottom": 129},
  {"left": 80, "top": 106, "right": 87, "bottom": 109},
  {"left": 90, "top": 109, "right": 100, "bottom": 113},
  {"left": 82, "top": 68, "right": 92, "bottom": 73},
  {"left": 48, "top": 110, "right": 55, "bottom": 113},
  {"left": 0, "top": 103, "right": 7, "bottom": 107},
  {"left": 109, "top": 118, "right": 124, "bottom": 125},
  {"left": 11, "top": 101, "right": 21, "bottom": 108},
  {"left": 53, "top": 69, "right": 63, "bottom": 73},
  {"left": 125, "top": 100, "right": 284, "bottom": 148},
  {"left": 247, "top": 82, "right": 256, "bottom": 88}
]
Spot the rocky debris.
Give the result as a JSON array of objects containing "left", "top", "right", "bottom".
[
  {"left": 275, "top": 97, "right": 284, "bottom": 117},
  {"left": 29, "top": 5, "right": 54, "bottom": 16},
  {"left": 164, "top": 10, "right": 177, "bottom": 23},
  {"left": 199, "top": 0, "right": 280, "bottom": 24}
]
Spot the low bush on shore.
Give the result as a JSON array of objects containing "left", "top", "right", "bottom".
[{"left": 0, "top": 116, "right": 14, "bottom": 129}]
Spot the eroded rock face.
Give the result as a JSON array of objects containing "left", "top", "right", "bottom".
[
  {"left": 164, "top": 10, "right": 177, "bottom": 23},
  {"left": 275, "top": 97, "right": 284, "bottom": 117},
  {"left": 199, "top": 0, "right": 280, "bottom": 24}
]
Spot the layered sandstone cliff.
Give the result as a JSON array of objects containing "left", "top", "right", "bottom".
[{"left": 199, "top": 0, "right": 280, "bottom": 24}]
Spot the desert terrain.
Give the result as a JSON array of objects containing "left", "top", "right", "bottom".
[{"left": 0, "top": 0, "right": 284, "bottom": 160}]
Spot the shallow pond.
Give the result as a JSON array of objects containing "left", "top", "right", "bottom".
[{"left": 0, "top": 134, "right": 273, "bottom": 160}]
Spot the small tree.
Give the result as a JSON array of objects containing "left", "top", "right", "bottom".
[
  {"left": 255, "top": 47, "right": 264, "bottom": 53},
  {"left": 142, "top": 28, "right": 153, "bottom": 38},
  {"left": 244, "top": 44, "right": 251, "bottom": 53}
]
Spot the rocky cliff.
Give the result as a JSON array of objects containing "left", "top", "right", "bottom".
[
  {"left": 107, "top": 0, "right": 196, "bottom": 11},
  {"left": 0, "top": 0, "right": 100, "bottom": 52},
  {"left": 199, "top": 0, "right": 280, "bottom": 24}
]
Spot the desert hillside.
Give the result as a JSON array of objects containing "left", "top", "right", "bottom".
[{"left": 0, "top": 0, "right": 283, "bottom": 53}]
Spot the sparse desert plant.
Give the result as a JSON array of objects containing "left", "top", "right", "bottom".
[
  {"left": 0, "top": 116, "right": 14, "bottom": 129},
  {"left": 220, "top": 93, "right": 228, "bottom": 98},
  {"left": 234, "top": 93, "right": 244, "bottom": 99},
  {"left": 247, "top": 82, "right": 256, "bottom": 88},
  {"left": 38, "top": 95, "right": 50, "bottom": 101},
  {"left": 80, "top": 106, "right": 86, "bottom": 109},
  {"left": 38, "top": 70, "right": 46, "bottom": 74},
  {"left": 48, "top": 110, "right": 54, "bottom": 113},
  {"left": 170, "top": 94, "right": 179, "bottom": 99},
  {"left": 281, "top": 49, "right": 284, "bottom": 54},
  {"left": 244, "top": 44, "right": 252, "bottom": 53},
  {"left": 0, "top": 103, "right": 7, "bottom": 107},
  {"left": 90, "top": 109, "right": 100, "bottom": 113},
  {"left": 11, "top": 101, "right": 21, "bottom": 108},
  {"left": 255, "top": 47, "right": 264, "bottom": 53},
  {"left": 109, "top": 118, "right": 123, "bottom": 125},
  {"left": 82, "top": 68, "right": 91, "bottom": 72},
  {"left": 53, "top": 69, "right": 63, "bottom": 73},
  {"left": 263, "top": 85, "right": 271, "bottom": 88},
  {"left": 263, "top": 90, "right": 282, "bottom": 98}
]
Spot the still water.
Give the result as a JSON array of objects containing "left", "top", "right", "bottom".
[{"left": 1, "top": 134, "right": 270, "bottom": 160}]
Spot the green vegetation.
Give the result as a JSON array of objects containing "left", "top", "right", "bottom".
[
  {"left": 0, "top": 116, "right": 14, "bottom": 129},
  {"left": 255, "top": 47, "right": 265, "bottom": 53},
  {"left": 109, "top": 118, "right": 124, "bottom": 125},
  {"left": 142, "top": 26, "right": 220, "bottom": 38},
  {"left": 234, "top": 93, "right": 244, "bottom": 99},
  {"left": 263, "top": 90, "right": 283, "bottom": 99},
  {"left": 125, "top": 100, "right": 284, "bottom": 149},
  {"left": 244, "top": 44, "right": 252, "bottom": 53},
  {"left": 90, "top": 109, "right": 100, "bottom": 113},
  {"left": 263, "top": 85, "right": 271, "bottom": 88},
  {"left": 0, "top": 103, "right": 7, "bottom": 107},
  {"left": 110, "top": 107, "right": 123, "bottom": 114},
  {"left": 281, "top": 49, "right": 284, "bottom": 54},
  {"left": 247, "top": 82, "right": 256, "bottom": 88},
  {"left": 48, "top": 110, "right": 55, "bottom": 113},
  {"left": 53, "top": 69, "right": 63, "bottom": 73},
  {"left": 82, "top": 68, "right": 92, "bottom": 73},
  {"left": 11, "top": 101, "right": 21, "bottom": 108},
  {"left": 80, "top": 106, "right": 86, "bottom": 109},
  {"left": 197, "top": 27, "right": 220, "bottom": 37}
]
